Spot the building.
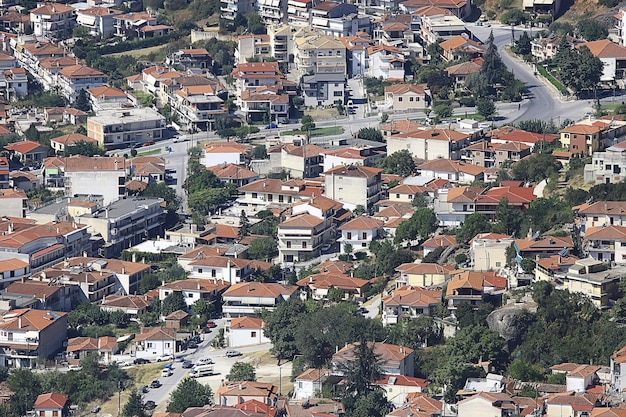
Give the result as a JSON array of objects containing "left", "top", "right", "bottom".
[
  {"left": 207, "top": 164, "right": 259, "bottom": 187},
  {"left": 167, "top": 48, "right": 212, "bottom": 71},
  {"left": 203, "top": 142, "right": 253, "bottom": 168},
  {"left": 3, "top": 280, "right": 72, "bottom": 312},
  {"left": 293, "top": 368, "right": 329, "bottom": 401},
  {"left": 134, "top": 327, "right": 177, "bottom": 360},
  {"left": 560, "top": 123, "right": 604, "bottom": 156},
  {"left": 584, "top": 141, "right": 626, "bottom": 185},
  {"left": 87, "top": 107, "right": 165, "bottom": 150},
  {"left": 278, "top": 213, "right": 329, "bottom": 263},
  {"left": 221, "top": 282, "right": 298, "bottom": 317},
  {"left": 76, "top": 7, "right": 122, "bottom": 38},
  {"left": 458, "top": 392, "right": 540, "bottom": 417},
  {"left": 394, "top": 262, "right": 454, "bottom": 287},
  {"left": 66, "top": 336, "right": 118, "bottom": 363},
  {"left": 422, "top": 234, "right": 456, "bottom": 256},
  {"left": 381, "top": 286, "right": 442, "bottom": 326},
  {"left": 49, "top": 133, "right": 99, "bottom": 154},
  {"left": 384, "top": 83, "right": 430, "bottom": 111},
  {"left": 61, "top": 155, "right": 126, "bottom": 205},
  {"left": 0, "top": 259, "right": 30, "bottom": 287},
  {"left": 470, "top": 233, "right": 514, "bottom": 272},
  {"left": 4, "top": 141, "right": 48, "bottom": 166},
  {"left": 34, "top": 393, "right": 69, "bottom": 417},
  {"left": 308, "top": 1, "right": 368, "bottom": 38},
  {"left": 416, "top": 159, "right": 485, "bottom": 184},
  {"left": 446, "top": 60, "right": 481, "bottom": 90},
  {"left": 368, "top": 45, "right": 405, "bottom": 80},
  {"left": 220, "top": 0, "right": 255, "bottom": 22},
  {"left": 611, "top": 344, "right": 626, "bottom": 392},
  {"left": 579, "top": 40, "right": 626, "bottom": 82},
  {"left": 338, "top": 216, "right": 383, "bottom": 253},
  {"left": 228, "top": 316, "right": 270, "bottom": 347},
  {"left": 240, "top": 90, "right": 289, "bottom": 124},
  {"left": 294, "top": 35, "right": 347, "bottom": 78},
  {"left": 324, "top": 165, "right": 382, "bottom": 212},
  {"left": 562, "top": 259, "right": 623, "bottom": 309},
  {"left": 445, "top": 270, "right": 487, "bottom": 311},
  {"left": 237, "top": 179, "right": 312, "bottom": 212},
  {"left": 375, "top": 375, "right": 429, "bottom": 407},
  {"left": 387, "top": 128, "right": 470, "bottom": 161},
  {"left": 0, "top": 308, "right": 67, "bottom": 368},
  {"left": 216, "top": 381, "right": 278, "bottom": 407},
  {"left": 100, "top": 295, "right": 150, "bottom": 319},
  {"left": 158, "top": 279, "right": 228, "bottom": 308},
  {"left": 280, "top": 144, "right": 325, "bottom": 178},
  {"left": 583, "top": 225, "right": 626, "bottom": 264},
  {"left": 297, "top": 272, "right": 372, "bottom": 301},
  {"left": 576, "top": 201, "right": 626, "bottom": 233},
  {"left": 171, "top": 85, "right": 226, "bottom": 131},
  {"left": 332, "top": 342, "right": 414, "bottom": 376},
  {"left": 439, "top": 35, "right": 485, "bottom": 62},
  {"left": 301, "top": 72, "right": 346, "bottom": 107},
  {"left": 30, "top": 3, "right": 75, "bottom": 39},
  {"left": 0, "top": 188, "right": 27, "bottom": 218},
  {"left": 514, "top": 236, "right": 574, "bottom": 263}
]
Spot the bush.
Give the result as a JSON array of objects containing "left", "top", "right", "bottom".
[{"left": 459, "top": 96, "right": 476, "bottom": 107}]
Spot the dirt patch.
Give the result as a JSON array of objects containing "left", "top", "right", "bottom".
[{"left": 305, "top": 108, "right": 340, "bottom": 121}]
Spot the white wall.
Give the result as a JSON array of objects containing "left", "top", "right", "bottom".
[
  {"left": 230, "top": 327, "right": 270, "bottom": 347},
  {"left": 66, "top": 170, "right": 125, "bottom": 206}
]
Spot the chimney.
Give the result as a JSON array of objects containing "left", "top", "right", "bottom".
[
  {"left": 239, "top": 384, "right": 243, "bottom": 390},
  {"left": 18, "top": 315, "right": 21, "bottom": 329},
  {"left": 83, "top": 251, "right": 87, "bottom": 258},
  {"left": 105, "top": 208, "right": 109, "bottom": 218},
  {"left": 7, "top": 223, "right": 12, "bottom": 234},
  {"left": 121, "top": 267, "right": 125, "bottom": 275}
]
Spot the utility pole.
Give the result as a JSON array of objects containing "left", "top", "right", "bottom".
[{"left": 117, "top": 380, "right": 121, "bottom": 416}]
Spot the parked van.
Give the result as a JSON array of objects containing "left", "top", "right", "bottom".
[{"left": 190, "top": 364, "right": 214, "bottom": 378}]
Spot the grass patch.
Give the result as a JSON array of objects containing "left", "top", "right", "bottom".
[
  {"left": 108, "top": 44, "right": 168, "bottom": 59},
  {"left": 138, "top": 148, "right": 162, "bottom": 156},
  {"left": 453, "top": 113, "right": 486, "bottom": 122},
  {"left": 536, "top": 65, "right": 568, "bottom": 95},
  {"left": 283, "top": 126, "right": 343, "bottom": 137}
]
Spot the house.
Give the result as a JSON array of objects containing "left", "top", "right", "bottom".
[
  {"left": 284, "top": 399, "right": 344, "bottom": 417},
  {"left": 384, "top": 83, "right": 430, "bottom": 111},
  {"left": 164, "top": 310, "right": 189, "bottom": 329},
  {"left": 87, "top": 86, "right": 129, "bottom": 111},
  {"left": 202, "top": 142, "right": 253, "bottom": 168},
  {"left": 324, "top": 165, "right": 382, "bottom": 212},
  {"left": 61, "top": 155, "right": 126, "bottom": 205},
  {"left": 100, "top": 295, "right": 150, "bottom": 319},
  {"left": 34, "top": 393, "right": 69, "bottom": 417},
  {"left": 338, "top": 216, "right": 384, "bottom": 253},
  {"left": 320, "top": 146, "right": 385, "bottom": 172},
  {"left": 422, "top": 234, "right": 456, "bottom": 256},
  {"left": 0, "top": 12, "right": 31, "bottom": 34},
  {"left": 76, "top": 7, "right": 122, "bottom": 38},
  {"left": 0, "top": 156, "right": 8, "bottom": 189},
  {"left": 375, "top": 374, "right": 429, "bottom": 407},
  {"left": 301, "top": 72, "right": 346, "bottom": 107},
  {"left": 382, "top": 286, "right": 442, "bottom": 326},
  {"left": 445, "top": 270, "right": 485, "bottom": 311},
  {"left": 4, "top": 141, "right": 48, "bottom": 166},
  {"left": 66, "top": 336, "right": 118, "bottom": 363},
  {"left": 439, "top": 36, "right": 485, "bottom": 61},
  {"left": 228, "top": 316, "right": 270, "bottom": 347},
  {"left": 473, "top": 186, "right": 537, "bottom": 220},
  {"left": 167, "top": 48, "right": 212, "bottom": 71},
  {"left": 0, "top": 260, "right": 30, "bottom": 286},
  {"left": 583, "top": 225, "right": 626, "bottom": 264},
  {"left": 222, "top": 282, "right": 297, "bottom": 317},
  {"left": 332, "top": 342, "right": 415, "bottom": 376},
  {"left": 550, "top": 363, "right": 600, "bottom": 392},
  {"left": 158, "top": 279, "right": 228, "bottom": 308},
  {"left": 576, "top": 201, "right": 626, "bottom": 233},
  {"left": 237, "top": 179, "right": 312, "bottom": 212},
  {"left": 182, "top": 405, "right": 267, "bottom": 417},
  {"left": 0, "top": 188, "right": 27, "bottom": 218},
  {"left": 87, "top": 107, "right": 165, "bottom": 149},
  {"left": 280, "top": 144, "right": 326, "bottom": 178},
  {"left": 235, "top": 34, "right": 272, "bottom": 64},
  {"left": 488, "top": 125, "right": 559, "bottom": 151},
  {"left": 368, "top": 45, "right": 405, "bottom": 80},
  {"left": 134, "top": 327, "right": 177, "bottom": 360},
  {"left": 387, "top": 395, "right": 443, "bottom": 417},
  {"left": 216, "top": 381, "right": 278, "bottom": 407},
  {"left": 186, "top": 256, "right": 257, "bottom": 284},
  {"left": 387, "top": 128, "right": 470, "bottom": 161},
  {"left": 207, "top": 164, "right": 259, "bottom": 187},
  {"left": 493, "top": 141, "right": 532, "bottom": 167},
  {"left": 0, "top": 308, "right": 67, "bottom": 368},
  {"left": 611, "top": 344, "right": 626, "bottom": 393},
  {"left": 416, "top": 159, "right": 485, "bottom": 184},
  {"left": 470, "top": 233, "right": 514, "bottom": 272},
  {"left": 514, "top": 236, "right": 574, "bottom": 262},
  {"left": 447, "top": 60, "right": 481, "bottom": 90},
  {"left": 297, "top": 272, "right": 372, "bottom": 301},
  {"left": 2, "top": 280, "right": 71, "bottom": 312},
  {"left": 308, "top": 1, "right": 368, "bottom": 38},
  {"left": 43, "top": 107, "right": 87, "bottom": 125},
  {"left": 458, "top": 392, "right": 541, "bottom": 417},
  {"left": 395, "top": 262, "right": 454, "bottom": 287},
  {"left": 1, "top": 67, "right": 27, "bottom": 100},
  {"left": 560, "top": 123, "right": 604, "bottom": 156},
  {"left": 579, "top": 40, "right": 626, "bottom": 82},
  {"left": 563, "top": 258, "right": 623, "bottom": 309},
  {"left": 30, "top": 3, "right": 75, "bottom": 39},
  {"left": 113, "top": 12, "right": 157, "bottom": 38},
  {"left": 545, "top": 393, "right": 599, "bottom": 417},
  {"left": 399, "top": 0, "right": 470, "bottom": 19},
  {"left": 49, "top": 133, "right": 98, "bottom": 154},
  {"left": 535, "top": 254, "right": 580, "bottom": 282},
  {"left": 293, "top": 368, "right": 329, "bottom": 400},
  {"left": 240, "top": 90, "right": 289, "bottom": 124}
]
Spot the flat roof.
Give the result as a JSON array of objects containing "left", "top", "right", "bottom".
[
  {"left": 32, "top": 197, "right": 163, "bottom": 219},
  {"left": 88, "top": 108, "right": 164, "bottom": 125}
]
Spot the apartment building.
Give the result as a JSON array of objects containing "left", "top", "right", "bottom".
[
  {"left": 341, "top": 33, "right": 374, "bottom": 78},
  {"left": 338, "top": 216, "right": 383, "bottom": 253},
  {"left": 576, "top": 201, "right": 626, "bottom": 233},
  {"left": 309, "top": 1, "right": 369, "bottom": 38},
  {"left": 584, "top": 141, "right": 626, "bottom": 184},
  {"left": 237, "top": 178, "right": 313, "bottom": 211},
  {"left": 368, "top": 45, "right": 405, "bottom": 80},
  {"left": 281, "top": 143, "right": 325, "bottom": 178},
  {"left": 222, "top": 282, "right": 297, "bottom": 317},
  {"left": 0, "top": 188, "right": 27, "bottom": 218},
  {"left": 0, "top": 12, "right": 31, "bottom": 34},
  {"left": 324, "top": 165, "right": 382, "bottom": 212},
  {"left": 321, "top": 146, "right": 385, "bottom": 172},
  {"left": 220, "top": 0, "right": 255, "bottom": 21},
  {"left": 278, "top": 213, "right": 330, "bottom": 263},
  {"left": 56, "top": 65, "right": 107, "bottom": 102},
  {"left": 302, "top": 72, "right": 346, "bottom": 107},
  {"left": 563, "top": 258, "right": 623, "bottom": 308},
  {"left": 87, "top": 107, "right": 165, "bottom": 149},
  {"left": 172, "top": 85, "right": 226, "bottom": 131},
  {"left": 60, "top": 155, "right": 126, "bottom": 205},
  {"left": 0, "top": 308, "right": 67, "bottom": 368},
  {"left": 268, "top": 24, "right": 293, "bottom": 63},
  {"left": 294, "top": 35, "right": 346, "bottom": 78},
  {"left": 387, "top": 128, "right": 470, "bottom": 160},
  {"left": 30, "top": 3, "right": 75, "bottom": 39},
  {"left": 256, "top": 0, "right": 286, "bottom": 25},
  {"left": 287, "top": 0, "right": 318, "bottom": 26},
  {"left": 166, "top": 48, "right": 212, "bottom": 71},
  {"left": 560, "top": 123, "right": 603, "bottom": 156},
  {"left": 76, "top": 7, "right": 123, "bottom": 38}
]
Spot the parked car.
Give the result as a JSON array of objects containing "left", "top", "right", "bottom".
[
  {"left": 182, "top": 360, "right": 193, "bottom": 369},
  {"left": 144, "top": 401, "right": 156, "bottom": 410},
  {"left": 188, "top": 342, "right": 198, "bottom": 349},
  {"left": 226, "top": 350, "right": 242, "bottom": 358},
  {"left": 265, "top": 123, "right": 278, "bottom": 129},
  {"left": 355, "top": 307, "right": 369, "bottom": 316},
  {"left": 173, "top": 136, "right": 188, "bottom": 143},
  {"left": 321, "top": 243, "right": 332, "bottom": 252},
  {"left": 191, "top": 335, "right": 201, "bottom": 343},
  {"left": 150, "top": 380, "right": 162, "bottom": 389},
  {"left": 143, "top": 140, "right": 155, "bottom": 147},
  {"left": 206, "top": 321, "right": 217, "bottom": 328},
  {"left": 174, "top": 355, "right": 184, "bottom": 362},
  {"left": 90, "top": 406, "right": 100, "bottom": 414},
  {"left": 134, "top": 358, "right": 150, "bottom": 365},
  {"left": 196, "top": 358, "right": 214, "bottom": 365},
  {"left": 138, "top": 385, "right": 148, "bottom": 394}
]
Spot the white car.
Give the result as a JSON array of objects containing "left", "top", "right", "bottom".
[
  {"left": 173, "top": 136, "right": 189, "bottom": 143},
  {"left": 196, "top": 358, "right": 214, "bottom": 366}
]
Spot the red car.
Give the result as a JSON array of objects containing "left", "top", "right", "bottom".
[
  {"left": 206, "top": 321, "right": 217, "bottom": 328},
  {"left": 142, "top": 140, "right": 155, "bottom": 147}
]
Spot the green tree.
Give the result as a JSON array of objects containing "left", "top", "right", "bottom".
[
  {"left": 457, "top": 213, "right": 491, "bottom": 243},
  {"left": 513, "top": 31, "right": 532, "bottom": 56},
  {"left": 356, "top": 128, "right": 383, "bottom": 142},
  {"left": 494, "top": 198, "right": 525, "bottom": 237},
  {"left": 238, "top": 210, "right": 250, "bottom": 239},
  {"left": 247, "top": 237, "right": 278, "bottom": 261},
  {"left": 477, "top": 98, "right": 496, "bottom": 120},
  {"left": 511, "top": 153, "right": 561, "bottom": 183},
  {"left": 350, "top": 390, "right": 391, "bottom": 417},
  {"left": 327, "top": 287, "right": 345, "bottom": 303},
  {"left": 73, "top": 89, "right": 91, "bottom": 112},
  {"left": 343, "top": 243, "right": 353, "bottom": 258},
  {"left": 65, "top": 141, "right": 106, "bottom": 157},
  {"left": 434, "top": 104, "right": 452, "bottom": 120},
  {"left": 227, "top": 362, "right": 256, "bottom": 381},
  {"left": 394, "top": 208, "right": 438, "bottom": 244},
  {"left": 139, "top": 274, "right": 161, "bottom": 294},
  {"left": 122, "top": 391, "right": 146, "bottom": 417},
  {"left": 337, "top": 337, "right": 382, "bottom": 397},
  {"left": 262, "top": 298, "right": 308, "bottom": 363},
  {"left": 508, "top": 360, "right": 544, "bottom": 382},
  {"left": 110, "top": 310, "right": 129, "bottom": 328},
  {"left": 7, "top": 369, "right": 43, "bottom": 417},
  {"left": 191, "top": 299, "right": 213, "bottom": 320},
  {"left": 166, "top": 378, "right": 213, "bottom": 412},
  {"left": 467, "top": 31, "right": 515, "bottom": 98},
  {"left": 377, "top": 150, "right": 416, "bottom": 177},
  {"left": 301, "top": 115, "right": 315, "bottom": 132},
  {"left": 577, "top": 18, "right": 608, "bottom": 41},
  {"left": 521, "top": 258, "right": 535, "bottom": 274},
  {"left": 24, "top": 124, "right": 40, "bottom": 142},
  {"left": 161, "top": 292, "right": 187, "bottom": 316}
]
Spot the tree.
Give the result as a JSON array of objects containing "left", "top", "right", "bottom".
[
  {"left": 513, "top": 31, "right": 532, "bottom": 56},
  {"left": 353, "top": 205, "right": 365, "bottom": 216},
  {"left": 191, "top": 299, "right": 213, "bottom": 319},
  {"left": 227, "top": 362, "right": 256, "bottom": 381},
  {"left": 508, "top": 360, "right": 544, "bottom": 382},
  {"left": 122, "top": 391, "right": 146, "bottom": 417},
  {"left": 457, "top": 213, "right": 491, "bottom": 243},
  {"left": 521, "top": 258, "right": 535, "bottom": 274},
  {"left": 301, "top": 115, "right": 315, "bottom": 132},
  {"left": 110, "top": 310, "right": 129, "bottom": 328},
  {"left": 356, "top": 128, "right": 383, "bottom": 142},
  {"left": 337, "top": 337, "right": 382, "bottom": 397},
  {"left": 140, "top": 274, "right": 161, "bottom": 294},
  {"left": 511, "top": 153, "right": 561, "bottom": 183},
  {"left": 161, "top": 292, "right": 187, "bottom": 316},
  {"left": 494, "top": 198, "right": 525, "bottom": 237},
  {"left": 73, "top": 89, "right": 91, "bottom": 112},
  {"left": 394, "top": 208, "right": 438, "bottom": 244},
  {"left": 7, "top": 369, "right": 43, "bottom": 417},
  {"left": 434, "top": 104, "right": 452, "bottom": 120},
  {"left": 477, "top": 98, "right": 496, "bottom": 120},
  {"left": 350, "top": 390, "right": 392, "bottom": 417},
  {"left": 343, "top": 243, "right": 353, "bottom": 258},
  {"left": 577, "top": 18, "right": 608, "bottom": 41},
  {"left": 377, "top": 150, "right": 416, "bottom": 177},
  {"left": 247, "top": 237, "right": 278, "bottom": 261},
  {"left": 24, "top": 124, "right": 40, "bottom": 142},
  {"left": 262, "top": 298, "right": 308, "bottom": 363},
  {"left": 238, "top": 210, "right": 250, "bottom": 239},
  {"left": 467, "top": 31, "right": 515, "bottom": 98},
  {"left": 166, "top": 378, "right": 213, "bottom": 412},
  {"left": 65, "top": 141, "right": 105, "bottom": 157}
]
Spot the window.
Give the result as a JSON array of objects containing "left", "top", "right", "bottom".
[
  {"left": 333, "top": 91, "right": 342, "bottom": 96},
  {"left": 362, "top": 242, "right": 367, "bottom": 247},
  {"left": 53, "top": 411, "right": 58, "bottom": 416},
  {"left": 362, "top": 232, "right": 367, "bottom": 239},
  {"left": 347, "top": 232, "right": 352, "bottom": 239},
  {"left": 410, "top": 97, "right": 414, "bottom": 102},
  {"left": 496, "top": 262, "right": 501, "bottom": 267},
  {"left": 165, "top": 342, "right": 171, "bottom": 348},
  {"left": 302, "top": 242, "right": 307, "bottom": 248},
  {"left": 287, "top": 241, "right": 291, "bottom": 248},
  {"left": 147, "top": 342, "right": 153, "bottom": 348},
  {"left": 251, "top": 331, "right": 257, "bottom": 337},
  {"left": 252, "top": 193, "right": 257, "bottom": 198},
  {"left": 396, "top": 194, "right": 400, "bottom": 198},
  {"left": 39, "top": 412, "right": 44, "bottom": 417},
  {"left": 398, "top": 97, "right": 403, "bottom": 102},
  {"left": 197, "top": 269, "right": 203, "bottom": 274},
  {"left": 211, "top": 269, "right": 216, "bottom": 277}
]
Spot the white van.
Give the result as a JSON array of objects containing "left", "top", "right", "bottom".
[{"left": 190, "top": 364, "right": 214, "bottom": 378}]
